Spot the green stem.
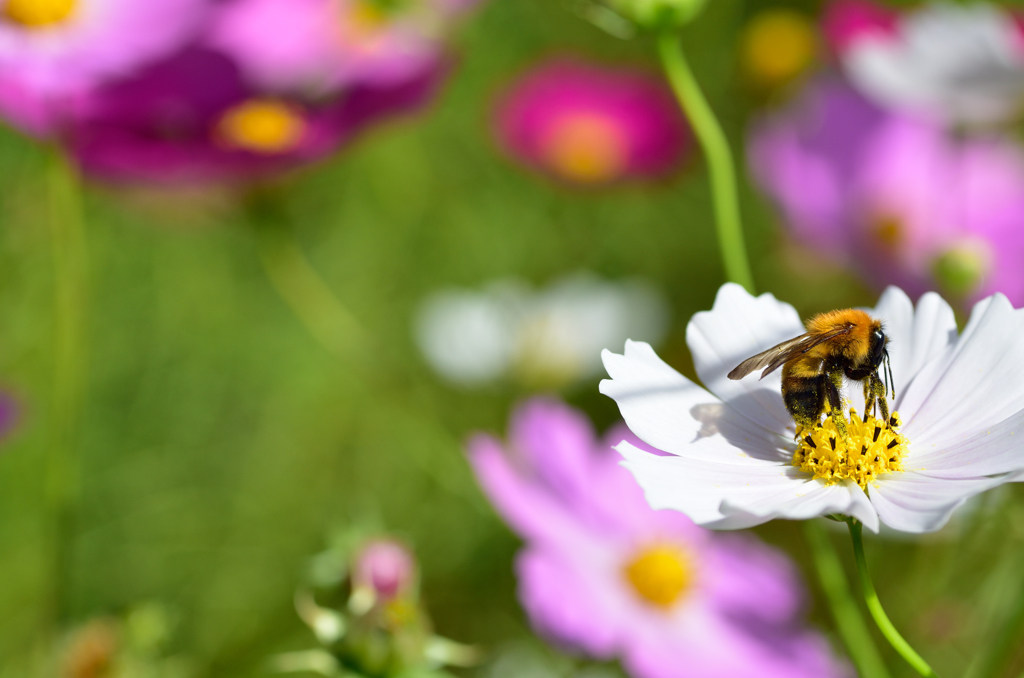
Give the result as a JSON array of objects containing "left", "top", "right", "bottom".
[
  {"left": 848, "top": 520, "right": 938, "bottom": 677},
  {"left": 656, "top": 30, "right": 754, "bottom": 293},
  {"left": 46, "top": 150, "right": 89, "bottom": 626},
  {"left": 804, "top": 521, "right": 892, "bottom": 678},
  {"left": 248, "top": 197, "right": 366, "bottom": 362}
]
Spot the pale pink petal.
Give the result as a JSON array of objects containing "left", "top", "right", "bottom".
[{"left": 907, "top": 408, "right": 1024, "bottom": 478}]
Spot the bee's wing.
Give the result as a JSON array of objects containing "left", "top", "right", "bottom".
[{"left": 726, "top": 327, "right": 853, "bottom": 381}]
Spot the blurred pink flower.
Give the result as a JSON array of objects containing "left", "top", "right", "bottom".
[
  {"left": 66, "top": 48, "right": 443, "bottom": 185},
  {"left": 749, "top": 77, "right": 1024, "bottom": 304},
  {"left": 0, "top": 0, "right": 207, "bottom": 135},
  {"left": 469, "top": 398, "right": 849, "bottom": 678},
  {"left": 823, "top": 0, "right": 1024, "bottom": 126},
  {"left": 495, "top": 58, "right": 690, "bottom": 185},
  {"left": 354, "top": 539, "right": 416, "bottom": 601},
  {"left": 209, "top": 0, "right": 477, "bottom": 94}
]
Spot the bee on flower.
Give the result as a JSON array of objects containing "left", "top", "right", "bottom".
[{"left": 602, "top": 283, "right": 1024, "bottom": 534}]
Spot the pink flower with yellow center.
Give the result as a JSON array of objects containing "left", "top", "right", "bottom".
[
  {"left": 0, "top": 0, "right": 206, "bottom": 135},
  {"left": 495, "top": 58, "right": 690, "bottom": 185},
  {"left": 470, "top": 398, "right": 850, "bottom": 678},
  {"left": 67, "top": 48, "right": 444, "bottom": 185}
]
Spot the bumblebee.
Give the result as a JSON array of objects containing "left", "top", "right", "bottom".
[{"left": 727, "top": 309, "right": 893, "bottom": 435}]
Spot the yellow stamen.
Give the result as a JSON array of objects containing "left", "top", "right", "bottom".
[
  {"left": 4, "top": 0, "right": 76, "bottom": 27},
  {"left": 793, "top": 409, "right": 908, "bottom": 491},
  {"left": 542, "top": 112, "right": 628, "bottom": 183},
  {"left": 740, "top": 9, "right": 816, "bottom": 88},
  {"left": 217, "top": 100, "right": 306, "bottom": 154},
  {"left": 624, "top": 544, "right": 692, "bottom": 609}
]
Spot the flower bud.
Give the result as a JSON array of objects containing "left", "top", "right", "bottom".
[
  {"left": 353, "top": 539, "right": 416, "bottom": 601},
  {"left": 931, "top": 242, "right": 992, "bottom": 299},
  {"left": 606, "top": 0, "right": 709, "bottom": 29}
]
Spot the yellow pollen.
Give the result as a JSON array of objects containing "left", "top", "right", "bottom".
[
  {"left": 217, "top": 100, "right": 306, "bottom": 154},
  {"left": 4, "top": 0, "right": 77, "bottom": 27},
  {"left": 542, "top": 112, "right": 628, "bottom": 183},
  {"left": 793, "top": 409, "right": 908, "bottom": 490},
  {"left": 740, "top": 9, "right": 816, "bottom": 87},
  {"left": 624, "top": 545, "right": 692, "bottom": 609}
]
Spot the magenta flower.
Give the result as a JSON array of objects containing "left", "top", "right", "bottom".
[
  {"left": 469, "top": 398, "right": 849, "bottom": 678},
  {"left": 0, "top": 0, "right": 207, "bottom": 135},
  {"left": 66, "top": 48, "right": 443, "bottom": 185},
  {"left": 749, "top": 76, "right": 1024, "bottom": 304},
  {"left": 495, "top": 58, "right": 690, "bottom": 185},
  {"left": 209, "top": 0, "right": 477, "bottom": 95}
]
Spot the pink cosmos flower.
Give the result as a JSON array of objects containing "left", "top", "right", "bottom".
[
  {"left": 749, "top": 76, "right": 1024, "bottom": 304},
  {"left": 823, "top": 0, "right": 1024, "bottom": 126},
  {"left": 66, "top": 48, "right": 444, "bottom": 185},
  {"left": 0, "top": 0, "right": 207, "bottom": 135},
  {"left": 469, "top": 398, "right": 850, "bottom": 678},
  {"left": 209, "top": 0, "right": 478, "bottom": 95},
  {"left": 495, "top": 58, "right": 690, "bottom": 185}
]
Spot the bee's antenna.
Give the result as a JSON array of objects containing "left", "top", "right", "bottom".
[{"left": 884, "top": 349, "right": 895, "bottom": 401}]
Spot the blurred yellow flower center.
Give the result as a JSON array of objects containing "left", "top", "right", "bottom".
[
  {"left": 339, "top": 0, "right": 392, "bottom": 48},
  {"left": 872, "top": 214, "right": 905, "bottom": 249},
  {"left": 741, "top": 9, "right": 816, "bottom": 87},
  {"left": 217, "top": 100, "right": 306, "bottom": 154},
  {"left": 542, "top": 112, "right": 628, "bottom": 183},
  {"left": 793, "top": 409, "right": 908, "bottom": 490},
  {"left": 624, "top": 544, "right": 692, "bottom": 608},
  {"left": 4, "top": 0, "right": 77, "bottom": 27}
]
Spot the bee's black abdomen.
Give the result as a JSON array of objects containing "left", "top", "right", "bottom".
[{"left": 783, "top": 375, "right": 826, "bottom": 429}]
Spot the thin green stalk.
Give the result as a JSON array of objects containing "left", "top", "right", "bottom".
[
  {"left": 46, "top": 150, "right": 89, "bottom": 625},
  {"left": 248, "top": 197, "right": 366, "bottom": 362},
  {"left": 804, "top": 520, "right": 892, "bottom": 678},
  {"left": 848, "top": 521, "right": 938, "bottom": 677},
  {"left": 656, "top": 30, "right": 754, "bottom": 293}
]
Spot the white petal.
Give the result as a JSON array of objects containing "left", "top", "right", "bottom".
[
  {"left": 601, "top": 341, "right": 790, "bottom": 462},
  {"left": 901, "top": 294, "right": 1024, "bottom": 447},
  {"left": 721, "top": 479, "right": 880, "bottom": 533},
  {"left": 686, "top": 283, "right": 804, "bottom": 434},
  {"left": 907, "top": 408, "right": 1024, "bottom": 478},
  {"left": 617, "top": 441, "right": 879, "bottom": 531},
  {"left": 869, "top": 471, "right": 1006, "bottom": 533},
  {"left": 869, "top": 288, "right": 957, "bottom": 406}
]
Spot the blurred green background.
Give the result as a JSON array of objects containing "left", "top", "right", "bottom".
[{"left": 1, "top": 0, "right": 1024, "bottom": 676}]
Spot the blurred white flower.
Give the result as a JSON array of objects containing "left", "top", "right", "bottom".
[
  {"left": 834, "top": 1, "right": 1024, "bottom": 126},
  {"left": 415, "top": 273, "right": 669, "bottom": 389}
]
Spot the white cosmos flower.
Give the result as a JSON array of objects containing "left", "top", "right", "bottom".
[
  {"left": 840, "top": 2, "right": 1024, "bottom": 126},
  {"left": 600, "top": 283, "right": 1024, "bottom": 533},
  {"left": 416, "top": 273, "right": 668, "bottom": 389}
]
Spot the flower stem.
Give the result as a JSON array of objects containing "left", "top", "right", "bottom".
[
  {"left": 246, "top": 193, "right": 367, "bottom": 362},
  {"left": 656, "top": 29, "right": 755, "bottom": 294},
  {"left": 804, "top": 520, "right": 892, "bottom": 678},
  {"left": 46, "top": 149, "right": 89, "bottom": 626},
  {"left": 848, "top": 520, "right": 938, "bottom": 677}
]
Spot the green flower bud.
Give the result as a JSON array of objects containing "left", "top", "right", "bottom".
[
  {"left": 931, "top": 242, "right": 991, "bottom": 298},
  {"left": 607, "top": 0, "right": 709, "bottom": 29}
]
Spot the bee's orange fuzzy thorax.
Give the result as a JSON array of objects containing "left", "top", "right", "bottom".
[{"left": 805, "top": 309, "right": 879, "bottom": 361}]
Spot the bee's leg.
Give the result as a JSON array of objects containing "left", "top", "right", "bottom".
[
  {"left": 871, "top": 372, "right": 890, "bottom": 426},
  {"left": 825, "top": 371, "right": 849, "bottom": 441},
  {"left": 863, "top": 379, "right": 876, "bottom": 421}
]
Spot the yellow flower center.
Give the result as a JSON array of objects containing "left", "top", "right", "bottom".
[
  {"left": 624, "top": 544, "right": 692, "bottom": 609},
  {"left": 4, "top": 0, "right": 77, "bottom": 27},
  {"left": 216, "top": 100, "right": 306, "bottom": 154},
  {"left": 542, "top": 112, "right": 628, "bottom": 183},
  {"left": 871, "top": 213, "right": 904, "bottom": 249},
  {"left": 740, "top": 9, "right": 816, "bottom": 87},
  {"left": 793, "top": 409, "right": 909, "bottom": 490}
]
